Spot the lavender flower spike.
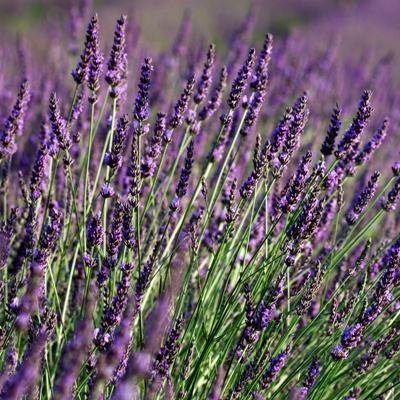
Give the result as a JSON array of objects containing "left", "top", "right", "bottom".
[
  {"left": 334, "top": 90, "right": 373, "bottom": 160},
  {"left": 105, "top": 15, "right": 128, "bottom": 95},
  {"left": 0, "top": 79, "right": 31, "bottom": 160},
  {"left": 194, "top": 43, "right": 216, "bottom": 105},
  {"left": 49, "top": 93, "right": 72, "bottom": 151},
  {"left": 320, "top": 104, "right": 341, "bottom": 157},
  {"left": 170, "top": 139, "right": 195, "bottom": 212},
  {"left": 227, "top": 48, "right": 256, "bottom": 110},
  {"left": 133, "top": 57, "right": 153, "bottom": 124},
  {"left": 259, "top": 342, "right": 292, "bottom": 389}
]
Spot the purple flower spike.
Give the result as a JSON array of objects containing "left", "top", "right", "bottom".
[
  {"left": 198, "top": 66, "right": 227, "bottom": 121},
  {"left": 104, "top": 114, "right": 130, "bottom": 175},
  {"left": 49, "top": 93, "right": 72, "bottom": 151},
  {"left": 194, "top": 43, "right": 216, "bottom": 105},
  {"left": 0, "top": 79, "right": 31, "bottom": 160},
  {"left": 320, "top": 104, "right": 341, "bottom": 157},
  {"left": 106, "top": 15, "right": 128, "bottom": 97},
  {"left": 87, "top": 13, "right": 104, "bottom": 102},
  {"left": 299, "top": 357, "right": 321, "bottom": 399},
  {"left": 133, "top": 57, "right": 153, "bottom": 123},
  {"left": 141, "top": 112, "right": 166, "bottom": 179},
  {"left": 259, "top": 342, "right": 292, "bottom": 389},
  {"left": 335, "top": 90, "right": 373, "bottom": 160},
  {"left": 170, "top": 140, "right": 195, "bottom": 212},
  {"left": 227, "top": 48, "right": 256, "bottom": 110},
  {"left": 169, "top": 75, "right": 196, "bottom": 129}
]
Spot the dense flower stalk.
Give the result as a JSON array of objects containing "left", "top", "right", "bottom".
[
  {"left": 198, "top": 66, "right": 227, "bottom": 121},
  {"left": 133, "top": 57, "right": 153, "bottom": 123},
  {"left": 346, "top": 171, "right": 380, "bottom": 225},
  {"left": 334, "top": 90, "right": 373, "bottom": 160},
  {"left": 169, "top": 75, "right": 196, "bottom": 129},
  {"left": 49, "top": 92, "right": 72, "bottom": 151},
  {"left": 0, "top": 79, "right": 31, "bottom": 160},
  {"left": 320, "top": 104, "right": 341, "bottom": 157},
  {"left": 227, "top": 48, "right": 256, "bottom": 109},
  {"left": 141, "top": 112, "right": 166, "bottom": 178},
  {"left": 87, "top": 13, "right": 104, "bottom": 102},
  {"left": 259, "top": 342, "right": 292, "bottom": 390},
  {"left": 104, "top": 114, "right": 130, "bottom": 175},
  {"left": 170, "top": 139, "right": 195, "bottom": 212},
  {"left": 194, "top": 43, "right": 216, "bottom": 105},
  {"left": 105, "top": 15, "right": 128, "bottom": 98}
]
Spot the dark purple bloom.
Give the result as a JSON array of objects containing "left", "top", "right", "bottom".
[
  {"left": 170, "top": 139, "right": 194, "bottom": 212},
  {"left": 276, "top": 150, "right": 313, "bottom": 214},
  {"left": 150, "top": 314, "right": 184, "bottom": 383},
  {"left": 381, "top": 177, "right": 400, "bottom": 212},
  {"left": 0, "top": 79, "right": 31, "bottom": 160},
  {"left": 71, "top": 13, "right": 96, "bottom": 85},
  {"left": 39, "top": 206, "right": 62, "bottom": 253},
  {"left": 87, "top": 13, "right": 104, "bottom": 103},
  {"left": 298, "top": 357, "right": 320, "bottom": 399},
  {"left": 0, "top": 207, "right": 18, "bottom": 270},
  {"left": 346, "top": 171, "right": 380, "bottom": 225},
  {"left": 259, "top": 342, "right": 292, "bottom": 389},
  {"left": 87, "top": 212, "right": 104, "bottom": 249},
  {"left": 94, "top": 262, "right": 135, "bottom": 350},
  {"left": 250, "top": 33, "right": 273, "bottom": 91},
  {"left": 341, "top": 323, "right": 363, "bottom": 349},
  {"left": 106, "top": 196, "right": 124, "bottom": 265},
  {"left": 133, "top": 57, "right": 153, "bottom": 123},
  {"left": 105, "top": 15, "right": 128, "bottom": 99},
  {"left": 344, "top": 386, "right": 361, "bottom": 400},
  {"left": 104, "top": 114, "right": 130, "bottom": 175},
  {"left": 49, "top": 92, "right": 72, "bottom": 151},
  {"left": 198, "top": 66, "right": 227, "bottom": 121},
  {"left": 227, "top": 48, "right": 256, "bottom": 109},
  {"left": 320, "top": 104, "right": 341, "bottom": 157},
  {"left": 100, "top": 182, "right": 115, "bottom": 198},
  {"left": 141, "top": 112, "right": 166, "bottom": 178},
  {"left": 29, "top": 144, "right": 48, "bottom": 202},
  {"left": 334, "top": 90, "right": 373, "bottom": 160},
  {"left": 355, "top": 117, "right": 388, "bottom": 165},
  {"left": 169, "top": 75, "right": 196, "bottom": 129},
  {"left": 194, "top": 43, "right": 215, "bottom": 105}
]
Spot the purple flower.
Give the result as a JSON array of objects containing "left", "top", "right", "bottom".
[
  {"left": 259, "top": 343, "right": 292, "bottom": 389},
  {"left": 170, "top": 139, "right": 194, "bottom": 211},
  {"left": 141, "top": 112, "right": 166, "bottom": 178},
  {"left": 133, "top": 57, "right": 153, "bottom": 123},
  {"left": 320, "top": 104, "right": 341, "bottom": 157},
  {"left": 355, "top": 117, "right": 388, "bottom": 165},
  {"left": 49, "top": 93, "right": 72, "bottom": 151},
  {"left": 198, "top": 66, "right": 227, "bottom": 121},
  {"left": 250, "top": 33, "right": 273, "bottom": 91},
  {"left": 87, "top": 212, "right": 104, "bottom": 249},
  {"left": 169, "top": 75, "right": 196, "bottom": 129},
  {"left": 346, "top": 171, "right": 380, "bottom": 225},
  {"left": 0, "top": 79, "right": 31, "bottom": 160},
  {"left": 104, "top": 114, "right": 130, "bottom": 175},
  {"left": 100, "top": 182, "right": 115, "bottom": 198},
  {"left": 227, "top": 48, "right": 256, "bottom": 109},
  {"left": 87, "top": 13, "right": 104, "bottom": 102},
  {"left": 194, "top": 43, "right": 215, "bottom": 105},
  {"left": 29, "top": 144, "right": 48, "bottom": 202},
  {"left": 334, "top": 90, "right": 373, "bottom": 160},
  {"left": 105, "top": 15, "right": 128, "bottom": 99}
]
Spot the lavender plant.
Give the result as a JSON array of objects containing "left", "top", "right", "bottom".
[{"left": 0, "top": 5, "right": 400, "bottom": 400}]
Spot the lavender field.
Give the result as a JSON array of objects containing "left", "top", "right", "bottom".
[{"left": 0, "top": 0, "right": 400, "bottom": 399}]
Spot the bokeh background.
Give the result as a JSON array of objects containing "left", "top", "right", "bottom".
[{"left": 1, "top": 0, "right": 399, "bottom": 73}]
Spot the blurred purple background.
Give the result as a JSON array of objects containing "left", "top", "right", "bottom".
[{"left": 1, "top": 0, "right": 399, "bottom": 70}]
